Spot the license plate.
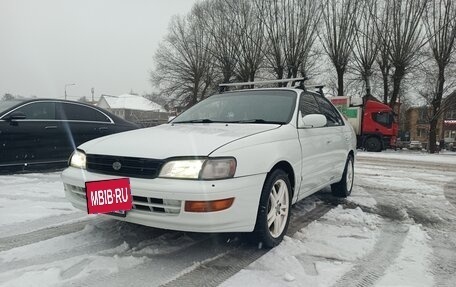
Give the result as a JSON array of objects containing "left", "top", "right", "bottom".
[{"left": 85, "top": 178, "right": 132, "bottom": 215}]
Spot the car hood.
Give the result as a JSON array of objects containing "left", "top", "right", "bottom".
[{"left": 79, "top": 123, "right": 280, "bottom": 159}]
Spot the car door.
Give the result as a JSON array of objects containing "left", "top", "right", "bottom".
[
  {"left": 296, "top": 92, "right": 331, "bottom": 199},
  {"left": 313, "top": 95, "right": 347, "bottom": 183},
  {"left": 0, "top": 101, "right": 58, "bottom": 165},
  {"left": 56, "top": 102, "right": 113, "bottom": 156}
]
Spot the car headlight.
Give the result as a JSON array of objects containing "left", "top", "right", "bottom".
[
  {"left": 69, "top": 150, "right": 87, "bottom": 169},
  {"left": 159, "top": 158, "right": 236, "bottom": 180}
]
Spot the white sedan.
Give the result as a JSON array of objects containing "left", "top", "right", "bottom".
[{"left": 62, "top": 87, "right": 356, "bottom": 247}]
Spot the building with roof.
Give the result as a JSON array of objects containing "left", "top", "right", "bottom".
[{"left": 98, "top": 94, "right": 168, "bottom": 127}]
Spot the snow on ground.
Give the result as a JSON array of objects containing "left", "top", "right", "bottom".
[
  {"left": 0, "top": 150, "right": 455, "bottom": 286},
  {"left": 357, "top": 149, "right": 456, "bottom": 165},
  {"left": 222, "top": 206, "right": 381, "bottom": 287},
  {"left": 0, "top": 173, "right": 75, "bottom": 226},
  {"left": 0, "top": 173, "right": 88, "bottom": 236},
  {"left": 376, "top": 225, "right": 433, "bottom": 287}
]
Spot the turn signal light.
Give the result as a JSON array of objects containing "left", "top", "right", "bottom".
[{"left": 185, "top": 198, "right": 234, "bottom": 213}]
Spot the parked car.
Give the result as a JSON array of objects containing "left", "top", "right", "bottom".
[
  {"left": 62, "top": 85, "right": 356, "bottom": 247},
  {"left": 395, "top": 140, "right": 410, "bottom": 150},
  {"left": 0, "top": 99, "right": 139, "bottom": 172},
  {"left": 408, "top": 140, "right": 423, "bottom": 150}
]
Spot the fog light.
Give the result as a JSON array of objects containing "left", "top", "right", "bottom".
[{"left": 184, "top": 198, "right": 234, "bottom": 212}]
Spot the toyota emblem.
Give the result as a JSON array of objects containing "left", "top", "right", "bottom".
[{"left": 112, "top": 161, "right": 122, "bottom": 171}]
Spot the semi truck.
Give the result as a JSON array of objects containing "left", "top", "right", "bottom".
[{"left": 329, "top": 96, "right": 398, "bottom": 152}]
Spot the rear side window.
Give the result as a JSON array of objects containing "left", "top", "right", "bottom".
[
  {"left": 14, "top": 102, "right": 56, "bottom": 120},
  {"left": 57, "top": 103, "right": 111, "bottom": 123},
  {"left": 314, "top": 96, "right": 344, "bottom": 126},
  {"left": 299, "top": 93, "right": 321, "bottom": 116}
]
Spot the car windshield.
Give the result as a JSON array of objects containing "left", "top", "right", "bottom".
[
  {"left": 0, "top": 100, "right": 23, "bottom": 114},
  {"left": 173, "top": 90, "right": 297, "bottom": 124}
]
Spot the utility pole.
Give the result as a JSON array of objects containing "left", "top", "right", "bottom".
[
  {"left": 91, "top": 87, "right": 95, "bottom": 103},
  {"left": 65, "top": 83, "right": 75, "bottom": 100}
]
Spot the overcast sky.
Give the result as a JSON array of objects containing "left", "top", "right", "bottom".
[{"left": 0, "top": 0, "right": 198, "bottom": 100}]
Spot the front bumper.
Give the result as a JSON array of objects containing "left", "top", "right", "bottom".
[{"left": 61, "top": 167, "right": 266, "bottom": 233}]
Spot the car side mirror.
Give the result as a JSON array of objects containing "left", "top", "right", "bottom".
[
  {"left": 5, "top": 112, "right": 26, "bottom": 122},
  {"left": 298, "top": 113, "right": 327, "bottom": 128}
]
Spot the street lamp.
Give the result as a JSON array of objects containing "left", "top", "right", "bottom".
[{"left": 65, "top": 83, "right": 76, "bottom": 100}]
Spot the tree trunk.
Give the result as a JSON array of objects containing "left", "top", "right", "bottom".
[
  {"left": 429, "top": 67, "right": 445, "bottom": 154},
  {"left": 389, "top": 67, "right": 404, "bottom": 108},
  {"left": 364, "top": 70, "right": 372, "bottom": 97},
  {"left": 382, "top": 70, "right": 389, "bottom": 104},
  {"left": 337, "top": 68, "right": 344, "bottom": 97}
]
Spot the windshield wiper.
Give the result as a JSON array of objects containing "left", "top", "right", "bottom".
[
  {"left": 229, "top": 119, "right": 285, "bottom": 124},
  {"left": 173, "top": 119, "right": 214, "bottom": 124}
]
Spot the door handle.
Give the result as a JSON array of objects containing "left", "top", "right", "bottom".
[
  {"left": 45, "top": 125, "right": 57, "bottom": 129},
  {"left": 98, "top": 127, "right": 108, "bottom": 131}
]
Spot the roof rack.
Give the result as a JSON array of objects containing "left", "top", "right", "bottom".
[
  {"left": 306, "top": 85, "right": 325, "bottom": 96},
  {"left": 219, "top": 77, "right": 307, "bottom": 92}
]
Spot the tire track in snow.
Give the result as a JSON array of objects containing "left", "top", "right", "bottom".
[
  {"left": 443, "top": 179, "right": 456, "bottom": 208},
  {"left": 66, "top": 193, "right": 335, "bottom": 287},
  {"left": 428, "top": 179, "right": 456, "bottom": 286},
  {"left": 354, "top": 159, "right": 456, "bottom": 287},
  {"left": 0, "top": 217, "right": 98, "bottom": 252},
  {"left": 0, "top": 220, "right": 168, "bottom": 273},
  {"left": 0, "top": 212, "right": 88, "bottom": 239},
  {"left": 428, "top": 229, "right": 456, "bottom": 287},
  {"left": 333, "top": 222, "right": 409, "bottom": 287},
  {"left": 161, "top": 194, "right": 336, "bottom": 287}
]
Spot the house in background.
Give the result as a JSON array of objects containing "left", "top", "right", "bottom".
[
  {"left": 405, "top": 106, "right": 446, "bottom": 149},
  {"left": 98, "top": 94, "right": 168, "bottom": 127},
  {"left": 443, "top": 94, "right": 456, "bottom": 148}
]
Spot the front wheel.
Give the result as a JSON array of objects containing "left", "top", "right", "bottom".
[
  {"left": 253, "top": 169, "right": 292, "bottom": 248},
  {"left": 331, "top": 155, "right": 354, "bottom": 197},
  {"left": 365, "top": 137, "right": 382, "bottom": 152}
]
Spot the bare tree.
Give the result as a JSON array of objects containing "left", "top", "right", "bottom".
[
  {"left": 151, "top": 14, "right": 214, "bottom": 107},
  {"left": 423, "top": 0, "right": 456, "bottom": 153},
  {"left": 320, "top": 0, "right": 360, "bottom": 97},
  {"left": 375, "top": 2, "right": 393, "bottom": 104},
  {"left": 228, "top": 0, "right": 265, "bottom": 82},
  {"left": 386, "top": 0, "right": 427, "bottom": 108},
  {"left": 195, "top": 0, "right": 239, "bottom": 84},
  {"left": 352, "top": 0, "right": 380, "bottom": 96},
  {"left": 258, "top": 0, "right": 321, "bottom": 84},
  {"left": 1, "top": 93, "right": 15, "bottom": 101}
]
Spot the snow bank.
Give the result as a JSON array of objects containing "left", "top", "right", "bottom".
[{"left": 358, "top": 150, "right": 456, "bottom": 165}]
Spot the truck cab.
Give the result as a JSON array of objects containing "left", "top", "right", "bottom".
[
  {"left": 329, "top": 96, "right": 398, "bottom": 152},
  {"left": 362, "top": 100, "right": 398, "bottom": 151}
]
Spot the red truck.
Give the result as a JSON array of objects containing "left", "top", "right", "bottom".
[{"left": 329, "top": 96, "right": 398, "bottom": 152}]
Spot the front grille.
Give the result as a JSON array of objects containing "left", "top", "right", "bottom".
[
  {"left": 64, "top": 184, "right": 181, "bottom": 215},
  {"left": 132, "top": 196, "right": 181, "bottom": 215},
  {"left": 86, "top": 154, "right": 165, "bottom": 179}
]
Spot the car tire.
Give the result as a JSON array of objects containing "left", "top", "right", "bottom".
[
  {"left": 331, "top": 155, "right": 354, "bottom": 198},
  {"left": 252, "top": 169, "right": 292, "bottom": 248},
  {"left": 365, "top": 137, "right": 382, "bottom": 152}
]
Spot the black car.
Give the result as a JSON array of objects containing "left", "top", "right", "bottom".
[{"left": 0, "top": 99, "right": 139, "bottom": 172}]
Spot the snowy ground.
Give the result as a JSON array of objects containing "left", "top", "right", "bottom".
[{"left": 0, "top": 150, "right": 455, "bottom": 286}]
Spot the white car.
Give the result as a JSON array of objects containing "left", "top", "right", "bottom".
[{"left": 62, "top": 86, "right": 356, "bottom": 247}]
